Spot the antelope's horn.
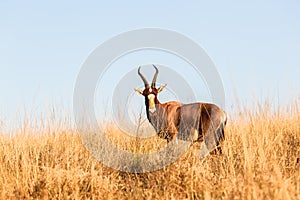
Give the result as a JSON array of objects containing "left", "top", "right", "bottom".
[
  {"left": 151, "top": 64, "right": 159, "bottom": 87},
  {"left": 138, "top": 66, "right": 149, "bottom": 88}
]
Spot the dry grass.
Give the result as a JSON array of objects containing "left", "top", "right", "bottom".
[{"left": 0, "top": 100, "right": 299, "bottom": 199}]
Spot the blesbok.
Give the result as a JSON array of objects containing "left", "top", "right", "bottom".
[{"left": 134, "top": 65, "right": 227, "bottom": 157}]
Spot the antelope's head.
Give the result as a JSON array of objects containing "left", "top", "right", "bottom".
[{"left": 134, "top": 65, "right": 167, "bottom": 112}]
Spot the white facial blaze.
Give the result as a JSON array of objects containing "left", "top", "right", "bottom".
[{"left": 147, "top": 94, "right": 156, "bottom": 112}]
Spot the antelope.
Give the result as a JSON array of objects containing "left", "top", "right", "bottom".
[{"left": 134, "top": 65, "right": 227, "bottom": 157}]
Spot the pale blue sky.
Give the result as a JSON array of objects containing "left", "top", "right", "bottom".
[{"left": 1, "top": 1, "right": 300, "bottom": 122}]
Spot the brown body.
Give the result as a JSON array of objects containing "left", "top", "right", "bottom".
[{"left": 135, "top": 65, "right": 227, "bottom": 156}]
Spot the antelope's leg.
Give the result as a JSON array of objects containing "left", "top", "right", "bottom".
[
  {"left": 158, "top": 123, "right": 178, "bottom": 143},
  {"left": 167, "top": 123, "right": 180, "bottom": 143},
  {"left": 199, "top": 122, "right": 225, "bottom": 158}
]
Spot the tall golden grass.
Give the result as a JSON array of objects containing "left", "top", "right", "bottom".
[{"left": 0, "top": 100, "right": 299, "bottom": 199}]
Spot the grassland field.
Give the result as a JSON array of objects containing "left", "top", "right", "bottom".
[{"left": 0, "top": 100, "right": 299, "bottom": 199}]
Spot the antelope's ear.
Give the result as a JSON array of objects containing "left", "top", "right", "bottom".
[
  {"left": 157, "top": 84, "right": 167, "bottom": 93},
  {"left": 134, "top": 88, "right": 143, "bottom": 95}
]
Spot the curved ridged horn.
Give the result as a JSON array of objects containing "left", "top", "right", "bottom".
[
  {"left": 138, "top": 66, "right": 149, "bottom": 88},
  {"left": 152, "top": 64, "right": 159, "bottom": 87}
]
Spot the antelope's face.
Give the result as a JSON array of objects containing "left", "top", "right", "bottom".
[
  {"left": 134, "top": 65, "right": 167, "bottom": 112},
  {"left": 135, "top": 85, "right": 166, "bottom": 112}
]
